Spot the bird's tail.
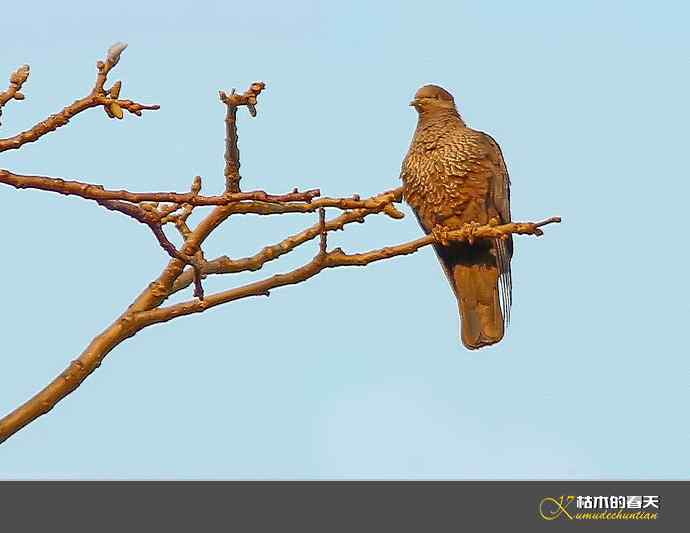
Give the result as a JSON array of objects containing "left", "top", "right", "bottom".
[{"left": 453, "top": 262, "right": 504, "bottom": 349}]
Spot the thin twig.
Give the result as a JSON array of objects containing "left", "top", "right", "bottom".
[
  {"left": 98, "top": 199, "right": 206, "bottom": 299},
  {"left": 318, "top": 208, "right": 327, "bottom": 254}
]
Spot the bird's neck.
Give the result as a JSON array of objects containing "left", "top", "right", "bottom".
[{"left": 416, "top": 108, "right": 466, "bottom": 132}]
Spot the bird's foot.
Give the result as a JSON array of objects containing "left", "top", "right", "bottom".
[
  {"left": 461, "top": 221, "right": 482, "bottom": 245},
  {"left": 432, "top": 225, "right": 451, "bottom": 246}
]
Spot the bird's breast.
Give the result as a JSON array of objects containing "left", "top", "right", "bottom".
[{"left": 402, "top": 131, "right": 492, "bottom": 232}]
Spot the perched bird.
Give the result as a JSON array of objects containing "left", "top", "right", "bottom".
[{"left": 400, "top": 85, "right": 513, "bottom": 349}]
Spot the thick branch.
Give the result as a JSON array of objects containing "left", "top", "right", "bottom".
[
  {"left": 0, "top": 206, "right": 238, "bottom": 444},
  {"left": 0, "top": 315, "right": 136, "bottom": 444}
]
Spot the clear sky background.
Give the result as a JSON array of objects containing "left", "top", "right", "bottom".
[{"left": 1, "top": 0, "right": 688, "bottom": 479}]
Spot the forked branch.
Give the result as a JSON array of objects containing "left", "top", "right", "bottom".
[{"left": 0, "top": 42, "right": 158, "bottom": 153}]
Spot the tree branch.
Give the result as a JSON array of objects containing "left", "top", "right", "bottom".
[
  {"left": 96, "top": 198, "right": 207, "bottom": 298},
  {"left": 169, "top": 189, "right": 404, "bottom": 296},
  {"left": 0, "top": 43, "right": 158, "bottom": 153},
  {"left": 0, "top": 43, "right": 561, "bottom": 445},
  {"left": 220, "top": 82, "right": 265, "bottom": 192},
  {"left": 0, "top": 168, "right": 326, "bottom": 206},
  {"left": 138, "top": 216, "right": 561, "bottom": 326}
]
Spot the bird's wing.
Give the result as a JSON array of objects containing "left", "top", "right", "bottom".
[{"left": 478, "top": 131, "right": 513, "bottom": 323}]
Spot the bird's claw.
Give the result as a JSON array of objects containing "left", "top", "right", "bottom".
[
  {"left": 432, "top": 225, "right": 451, "bottom": 246},
  {"left": 462, "top": 221, "right": 481, "bottom": 245}
]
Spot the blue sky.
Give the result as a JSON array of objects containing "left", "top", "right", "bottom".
[{"left": 0, "top": 0, "right": 688, "bottom": 478}]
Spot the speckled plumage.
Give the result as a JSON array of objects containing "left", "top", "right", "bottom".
[{"left": 401, "top": 85, "right": 513, "bottom": 349}]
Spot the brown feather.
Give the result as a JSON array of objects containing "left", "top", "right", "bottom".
[{"left": 401, "top": 85, "right": 513, "bottom": 348}]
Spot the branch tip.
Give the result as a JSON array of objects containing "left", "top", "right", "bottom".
[{"left": 106, "top": 42, "right": 128, "bottom": 66}]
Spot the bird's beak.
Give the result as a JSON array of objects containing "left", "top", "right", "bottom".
[{"left": 409, "top": 99, "right": 417, "bottom": 107}]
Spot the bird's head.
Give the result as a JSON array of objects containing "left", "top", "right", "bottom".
[{"left": 409, "top": 84, "right": 457, "bottom": 115}]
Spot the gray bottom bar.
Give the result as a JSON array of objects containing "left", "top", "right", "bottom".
[{"left": 0, "top": 481, "right": 685, "bottom": 531}]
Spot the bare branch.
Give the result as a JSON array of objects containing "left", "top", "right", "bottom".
[
  {"left": 220, "top": 82, "right": 266, "bottom": 192},
  {"left": 0, "top": 169, "right": 409, "bottom": 214},
  {"left": 97, "top": 198, "right": 206, "bottom": 299},
  {"left": 0, "top": 169, "right": 322, "bottom": 205},
  {"left": 169, "top": 189, "right": 405, "bottom": 295},
  {"left": 219, "top": 82, "right": 266, "bottom": 111},
  {"left": 144, "top": 216, "right": 561, "bottom": 325},
  {"left": 0, "top": 43, "right": 158, "bottom": 152},
  {"left": 0, "top": 43, "right": 561, "bottom": 445},
  {"left": 431, "top": 216, "right": 563, "bottom": 245}
]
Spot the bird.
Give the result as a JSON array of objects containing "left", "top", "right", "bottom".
[{"left": 400, "top": 84, "right": 513, "bottom": 349}]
